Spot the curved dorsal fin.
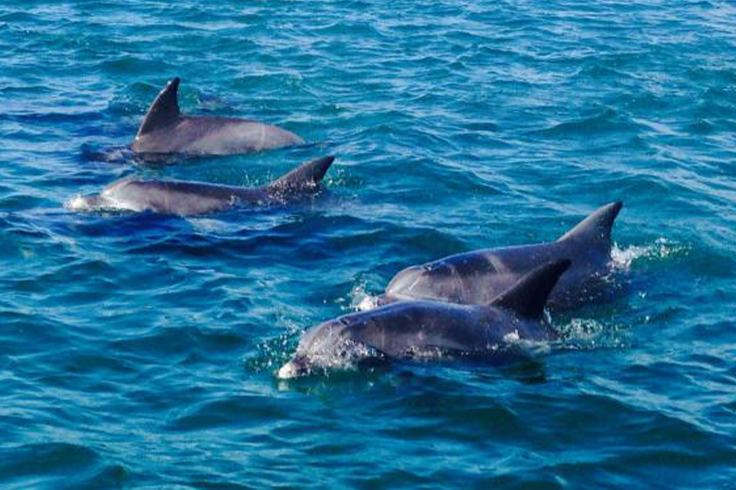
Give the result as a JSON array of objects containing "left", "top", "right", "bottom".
[
  {"left": 490, "top": 259, "right": 571, "bottom": 319},
  {"left": 557, "top": 201, "right": 623, "bottom": 249},
  {"left": 136, "top": 78, "right": 181, "bottom": 137},
  {"left": 269, "top": 156, "right": 335, "bottom": 190}
]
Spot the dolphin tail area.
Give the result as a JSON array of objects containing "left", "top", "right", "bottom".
[
  {"left": 269, "top": 155, "right": 335, "bottom": 191},
  {"left": 557, "top": 201, "right": 623, "bottom": 248},
  {"left": 490, "top": 259, "right": 572, "bottom": 319}
]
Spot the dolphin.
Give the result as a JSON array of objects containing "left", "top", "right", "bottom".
[
  {"left": 278, "top": 259, "right": 571, "bottom": 379},
  {"left": 373, "top": 201, "right": 623, "bottom": 311},
  {"left": 67, "top": 156, "right": 334, "bottom": 216},
  {"left": 130, "top": 78, "right": 304, "bottom": 155}
]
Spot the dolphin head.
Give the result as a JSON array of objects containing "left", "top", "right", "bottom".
[
  {"left": 65, "top": 178, "right": 152, "bottom": 214},
  {"left": 384, "top": 260, "right": 473, "bottom": 303},
  {"left": 383, "top": 265, "right": 429, "bottom": 300},
  {"left": 277, "top": 319, "right": 343, "bottom": 379},
  {"left": 66, "top": 194, "right": 105, "bottom": 211},
  {"left": 65, "top": 193, "right": 127, "bottom": 212},
  {"left": 277, "top": 316, "right": 388, "bottom": 379}
]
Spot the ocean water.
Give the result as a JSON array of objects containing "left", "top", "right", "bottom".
[{"left": 2, "top": 0, "right": 736, "bottom": 488}]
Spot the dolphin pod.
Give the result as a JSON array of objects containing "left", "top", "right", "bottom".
[
  {"left": 278, "top": 259, "right": 572, "bottom": 379},
  {"left": 68, "top": 156, "right": 334, "bottom": 215},
  {"left": 70, "top": 77, "right": 631, "bottom": 379},
  {"left": 373, "top": 201, "right": 623, "bottom": 311},
  {"left": 131, "top": 78, "right": 304, "bottom": 156}
]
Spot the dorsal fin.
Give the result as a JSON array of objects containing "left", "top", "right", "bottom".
[
  {"left": 136, "top": 78, "right": 181, "bottom": 137},
  {"left": 269, "top": 156, "right": 335, "bottom": 190},
  {"left": 557, "top": 201, "right": 623, "bottom": 249},
  {"left": 490, "top": 259, "right": 571, "bottom": 319}
]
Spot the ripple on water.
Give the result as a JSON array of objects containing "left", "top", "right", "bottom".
[{"left": 0, "top": 442, "right": 129, "bottom": 489}]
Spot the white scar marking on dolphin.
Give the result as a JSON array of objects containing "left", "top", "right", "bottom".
[
  {"left": 406, "top": 274, "right": 423, "bottom": 292},
  {"left": 487, "top": 255, "right": 510, "bottom": 273}
]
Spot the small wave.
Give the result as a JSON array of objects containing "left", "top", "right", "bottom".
[
  {"left": 612, "top": 238, "right": 688, "bottom": 268},
  {"left": 0, "top": 442, "right": 102, "bottom": 484},
  {"left": 186, "top": 217, "right": 231, "bottom": 234},
  {"left": 500, "top": 331, "right": 552, "bottom": 357},
  {"left": 532, "top": 108, "right": 635, "bottom": 138}
]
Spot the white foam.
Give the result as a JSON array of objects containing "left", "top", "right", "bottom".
[
  {"left": 611, "top": 238, "right": 686, "bottom": 269},
  {"left": 563, "top": 317, "right": 607, "bottom": 343},
  {"left": 349, "top": 279, "right": 381, "bottom": 311},
  {"left": 64, "top": 195, "right": 90, "bottom": 211},
  {"left": 277, "top": 361, "right": 299, "bottom": 380},
  {"left": 355, "top": 295, "right": 381, "bottom": 312},
  {"left": 187, "top": 217, "right": 230, "bottom": 233}
]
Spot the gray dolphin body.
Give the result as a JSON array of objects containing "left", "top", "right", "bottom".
[
  {"left": 68, "top": 156, "right": 334, "bottom": 216},
  {"left": 131, "top": 78, "right": 304, "bottom": 155},
  {"left": 278, "top": 260, "right": 571, "bottom": 378},
  {"left": 375, "top": 201, "right": 623, "bottom": 311}
]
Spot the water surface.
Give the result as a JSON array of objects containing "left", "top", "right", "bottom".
[{"left": 1, "top": 1, "right": 736, "bottom": 488}]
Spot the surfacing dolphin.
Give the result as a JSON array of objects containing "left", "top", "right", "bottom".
[
  {"left": 278, "top": 259, "right": 571, "bottom": 379},
  {"left": 131, "top": 78, "right": 304, "bottom": 156},
  {"left": 373, "top": 201, "right": 623, "bottom": 311},
  {"left": 68, "top": 156, "right": 334, "bottom": 216}
]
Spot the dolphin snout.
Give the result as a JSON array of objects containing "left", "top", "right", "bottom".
[
  {"left": 66, "top": 194, "right": 107, "bottom": 211},
  {"left": 277, "top": 356, "right": 311, "bottom": 379}
]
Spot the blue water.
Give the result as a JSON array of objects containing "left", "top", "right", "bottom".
[{"left": 2, "top": 0, "right": 736, "bottom": 488}]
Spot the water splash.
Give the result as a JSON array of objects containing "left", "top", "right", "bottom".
[
  {"left": 611, "top": 238, "right": 688, "bottom": 269},
  {"left": 555, "top": 317, "right": 631, "bottom": 351},
  {"left": 348, "top": 277, "right": 382, "bottom": 312},
  {"left": 500, "top": 331, "right": 553, "bottom": 356}
]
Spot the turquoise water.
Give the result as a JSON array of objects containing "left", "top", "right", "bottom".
[{"left": 2, "top": 0, "right": 736, "bottom": 488}]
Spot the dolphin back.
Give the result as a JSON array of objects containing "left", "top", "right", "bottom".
[{"left": 132, "top": 77, "right": 306, "bottom": 155}]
